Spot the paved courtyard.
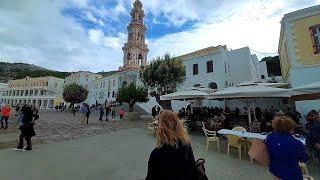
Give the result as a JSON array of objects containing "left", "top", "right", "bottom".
[
  {"left": 0, "top": 111, "right": 319, "bottom": 180},
  {"left": 0, "top": 110, "right": 147, "bottom": 149}
]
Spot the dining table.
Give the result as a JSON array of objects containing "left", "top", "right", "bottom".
[{"left": 217, "top": 129, "right": 306, "bottom": 145}]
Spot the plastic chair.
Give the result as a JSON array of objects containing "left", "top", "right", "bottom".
[
  {"left": 202, "top": 122, "right": 220, "bottom": 152},
  {"left": 299, "top": 162, "right": 309, "bottom": 176},
  {"left": 226, "top": 127, "right": 247, "bottom": 159}
]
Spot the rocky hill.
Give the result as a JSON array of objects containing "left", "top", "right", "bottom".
[
  {"left": 0, "top": 62, "right": 71, "bottom": 83},
  {"left": 0, "top": 62, "right": 120, "bottom": 83}
]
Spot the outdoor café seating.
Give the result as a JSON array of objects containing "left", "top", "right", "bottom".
[
  {"left": 226, "top": 127, "right": 247, "bottom": 160},
  {"left": 202, "top": 122, "right": 220, "bottom": 152}
]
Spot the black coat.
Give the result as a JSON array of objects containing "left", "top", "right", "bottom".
[
  {"left": 20, "top": 107, "right": 38, "bottom": 138},
  {"left": 146, "top": 143, "right": 196, "bottom": 180}
]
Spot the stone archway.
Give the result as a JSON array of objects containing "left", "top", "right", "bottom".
[{"left": 208, "top": 82, "right": 218, "bottom": 89}]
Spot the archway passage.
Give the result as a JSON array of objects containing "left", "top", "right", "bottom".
[
  {"left": 122, "top": 81, "right": 128, "bottom": 87},
  {"left": 208, "top": 82, "right": 218, "bottom": 89}
]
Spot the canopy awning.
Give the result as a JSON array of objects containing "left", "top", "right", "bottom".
[
  {"left": 160, "top": 90, "right": 209, "bottom": 101},
  {"left": 206, "top": 85, "right": 292, "bottom": 100},
  {"left": 292, "top": 81, "right": 320, "bottom": 101}
]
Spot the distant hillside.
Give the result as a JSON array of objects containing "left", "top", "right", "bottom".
[
  {"left": 0, "top": 62, "right": 71, "bottom": 83},
  {"left": 0, "top": 62, "right": 121, "bottom": 83}
]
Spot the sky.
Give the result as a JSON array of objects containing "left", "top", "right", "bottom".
[{"left": 0, "top": 0, "right": 319, "bottom": 72}]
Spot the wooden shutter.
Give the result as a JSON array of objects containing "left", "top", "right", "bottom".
[{"left": 310, "top": 26, "right": 319, "bottom": 54}]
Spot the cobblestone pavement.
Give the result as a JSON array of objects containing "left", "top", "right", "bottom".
[{"left": 0, "top": 110, "right": 150, "bottom": 149}]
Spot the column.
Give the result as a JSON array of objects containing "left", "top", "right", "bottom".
[
  {"left": 46, "top": 100, "right": 49, "bottom": 109},
  {"left": 40, "top": 100, "right": 44, "bottom": 109},
  {"left": 35, "top": 99, "right": 39, "bottom": 108}
]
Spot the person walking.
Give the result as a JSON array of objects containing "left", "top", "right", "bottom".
[
  {"left": 265, "top": 116, "right": 308, "bottom": 180},
  {"left": 111, "top": 108, "right": 116, "bottom": 120},
  {"left": 85, "top": 104, "right": 90, "bottom": 124},
  {"left": 119, "top": 108, "right": 125, "bottom": 119},
  {"left": 99, "top": 104, "right": 104, "bottom": 121},
  {"left": 145, "top": 110, "right": 196, "bottom": 180},
  {"left": 1, "top": 104, "right": 11, "bottom": 129},
  {"left": 79, "top": 103, "right": 88, "bottom": 124},
  {"left": 16, "top": 105, "right": 26, "bottom": 127},
  {"left": 15, "top": 105, "right": 39, "bottom": 151},
  {"left": 152, "top": 106, "right": 157, "bottom": 119},
  {"left": 105, "top": 105, "right": 110, "bottom": 121}
]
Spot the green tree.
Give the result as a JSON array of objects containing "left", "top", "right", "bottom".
[
  {"left": 117, "top": 83, "right": 149, "bottom": 112},
  {"left": 140, "top": 53, "right": 185, "bottom": 110},
  {"left": 63, "top": 83, "right": 88, "bottom": 107},
  {"left": 261, "top": 55, "right": 282, "bottom": 77}
]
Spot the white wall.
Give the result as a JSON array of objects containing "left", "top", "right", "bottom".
[
  {"left": 179, "top": 47, "right": 228, "bottom": 91},
  {"left": 290, "top": 65, "right": 320, "bottom": 119},
  {"left": 227, "top": 47, "right": 257, "bottom": 86}
]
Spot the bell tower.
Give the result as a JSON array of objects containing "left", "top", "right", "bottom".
[{"left": 121, "top": 0, "right": 148, "bottom": 71}]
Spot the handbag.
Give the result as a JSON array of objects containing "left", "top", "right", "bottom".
[{"left": 194, "top": 159, "right": 208, "bottom": 180}]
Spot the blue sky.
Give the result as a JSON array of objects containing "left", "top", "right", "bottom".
[{"left": 0, "top": 0, "right": 319, "bottom": 72}]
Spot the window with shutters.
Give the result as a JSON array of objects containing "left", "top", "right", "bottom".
[
  {"left": 310, "top": 25, "right": 320, "bottom": 54},
  {"left": 193, "top": 64, "right": 198, "bottom": 75},
  {"left": 206, "top": 61, "right": 213, "bottom": 73}
]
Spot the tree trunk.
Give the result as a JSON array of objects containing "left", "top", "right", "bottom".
[
  {"left": 150, "top": 91, "right": 172, "bottom": 110},
  {"left": 129, "top": 103, "right": 134, "bottom": 112}
]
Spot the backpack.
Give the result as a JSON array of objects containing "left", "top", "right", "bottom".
[{"left": 194, "top": 159, "right": 208, "bottom": 180}]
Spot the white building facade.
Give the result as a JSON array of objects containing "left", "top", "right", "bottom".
[
  {"left": 87, "top": 73, "right": 120, "bottom": 105},
  {"left": 169, "top": 45, "right": 268, "bottom": 111},
  {"left": 0, "top": 76, "right": 64, "bottom": 109}
]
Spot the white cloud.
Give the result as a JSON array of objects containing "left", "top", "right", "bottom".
[
  {"left": 88, "top": 29, "right": 124, "bottom": 49},
  {"left": 146, "top": 0, "right": 320, "bottom": 60},
  {"left": 0, "top": 0, "right": 124, "bottom": 72},
  {"left": 0, "top": 0, "right": 319, "bottom": 74},
  {"left": 85, "top": 11, "right": 104, "bottom": 26}
]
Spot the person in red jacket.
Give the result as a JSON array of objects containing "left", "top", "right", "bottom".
[{"left": 1, "top": 104, "right": 11, "bottom": 129}]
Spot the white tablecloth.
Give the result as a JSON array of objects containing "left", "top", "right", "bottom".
[{"left": 217, "top": 129, "right": 306, "bottom": 145}]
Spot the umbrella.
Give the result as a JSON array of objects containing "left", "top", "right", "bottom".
[
  {"left": 160, "top": 90, "right": 208, "bottom": 101},
  {"left": 206, "top": 85, "right": 292, "bottom": 125},
  {"left": 206, "top": 85, "right": 292, "bottom": 99}
]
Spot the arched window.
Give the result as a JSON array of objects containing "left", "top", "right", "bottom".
[
  {"left": 208, "top": 82, "right": 218, "bottom": 89},
  {"left": 193, "top": 84, "right": 202, "bottom": 88},
  {"left": 127, "top": 53, "right": 131, "bottom": 63},
  {"left": 138, "top": 54, "right": 143, "bottom": 65},
  {"left": 122, "top": 81, "right": 128, "bottom": 87}
]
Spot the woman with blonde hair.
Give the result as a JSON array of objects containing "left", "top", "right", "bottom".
[
  {"left": 265, "top": 116, "right": 308, "bottom": 180},
  {"left": 146, "top": 110, "right": 196, "bottom": 180}
]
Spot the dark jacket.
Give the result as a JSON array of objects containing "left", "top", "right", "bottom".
[
  {"left": 306, "top": 120, "right": 320, "bottom": 155},
  {"left": 266, "top": 132, "right": 308, "bottom": 180},
  {"left": 151, "top": 107, "right": 157, "bottom": 117},
  {"left": 146, "top": 142, "right": 196, "bottom": 180},
  {"left": 20, "top": 107, "right": 38, "bottom": 138}
]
